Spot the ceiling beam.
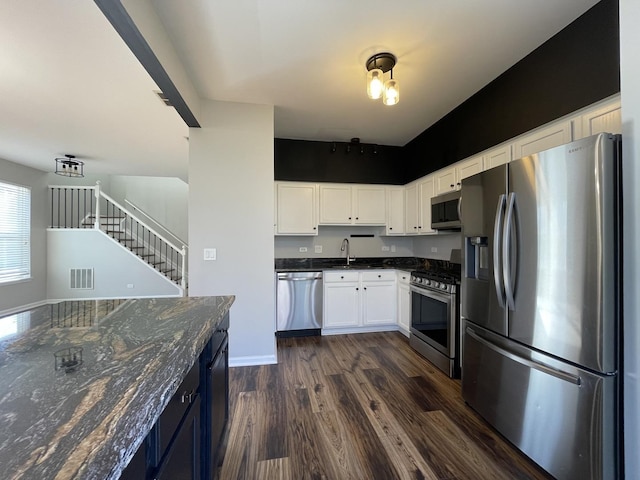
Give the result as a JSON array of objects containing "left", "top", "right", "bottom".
[{"left": 94, "top": 0, "right": 201, "bottom": 128}]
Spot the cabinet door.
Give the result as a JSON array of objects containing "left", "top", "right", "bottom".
[
  {"left": 353, "top": 186, "right": 386, "bottom": 224},
  {"left": 155, "top": 396, "right": 201, "bottom": 480},
  {"left": 483, "top": 144, "right": 512, "bottom": 170},
  {"left": 276, "top": 183, "right": 317, "bottom": 235},
  {"left": 512, "top": 121, "right": 572, "bottom": 159},
  {"left": 581, "top": 100, "right": 622, "bottom": 137},
  {"left": 457, "top": 156, "right": 483, "bottom": 184},
  {"left": 324, "top": 282, "right": 360, "bottom": 328},
  {"left": 397, "top": 279, "right": 411, "bottom": 336},
  {"left": 434, "top": 167, "right": 457, "bottom": 196},
  {"left": 418, "top": 176, "right": 435, "bottom": 234},
  {"left": 362, "top": 281, "right": 396, "bottom": 326},
  {"left": 319, "top": 184, "right": 352, "bottom": 224},
  {"left": 386, "top": 187, "right": 405, "bottom": 235},
  {"left": 405, "top": 183, "right": 418, "bottom": 234}
]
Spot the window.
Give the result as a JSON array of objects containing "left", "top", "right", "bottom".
[{"left": 0, "top": 181, "right": 31, "bottom": 283}]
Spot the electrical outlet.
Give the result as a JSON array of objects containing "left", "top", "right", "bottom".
[
  {"left": 314, "top": 245, "right": 323, "bottom": 253},
  {"left": 299, "top": 247, "right": 308, "bottom": 253},
  {"left": 204, "top": 248, "right": 216, "bottom": 260},
  {"left": 126, "top": 283, "right": 134, "bottom": 289},
  {"left": 391, "top": 245, "right": 396, "bottom": 252},
  {"left": 381, "top": 246, "right": 390, "bottom": 252},
  {"left": 431, "top": 247, "right": 438, "bottom": 253}
]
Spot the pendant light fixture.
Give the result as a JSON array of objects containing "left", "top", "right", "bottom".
[
  {"left": 55, "top": 154, "right": 84, "bottom": 178},
  {"left": 366, "top": 52, "right": 399, "bottom": 106}
]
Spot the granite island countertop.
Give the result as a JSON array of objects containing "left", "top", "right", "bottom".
[{"left": 0, "top": 295, "right": 234, "bottom": 480}]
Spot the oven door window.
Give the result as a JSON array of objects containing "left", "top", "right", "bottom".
[{"left": 411, "top": 289, "right": 451, "bottom": 355}]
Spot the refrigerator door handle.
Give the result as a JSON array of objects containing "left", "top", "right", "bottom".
[
  {"left": 466, "top": 327, "right": 581, "bottom": 385},
  {"left": 457, "top": 196, "right": 462, "bottom": 222},
  {"left": 493, "top": 194, "right": 506, "bottom": 308},
  {"left": 503, "top": 192, "right": 517, "bottom": 311}
]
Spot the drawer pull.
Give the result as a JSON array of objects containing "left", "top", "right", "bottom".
[{"left": 180, "top": 390, "right": 194, "bottom": 404}]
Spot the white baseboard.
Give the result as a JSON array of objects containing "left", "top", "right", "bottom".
[
  {"left": 0, "top": 300, "right": 48, "bottom": 317},
  {"left": 229, "top": 354, "right": 278, "bottom": 367},
  {"left": 321, "top": 325, "right": 399, "bottom": 336}
]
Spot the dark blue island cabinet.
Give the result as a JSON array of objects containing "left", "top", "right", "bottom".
[{"left": 121, "top": 313, "right": 229, "bottom": 480}]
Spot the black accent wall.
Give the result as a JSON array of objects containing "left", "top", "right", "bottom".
[
  {"left": 274, "top": 139, "right": 405, "bottom": 185},
  {"left": 275, "top": 0, "right": 620, "bottom": 185}
]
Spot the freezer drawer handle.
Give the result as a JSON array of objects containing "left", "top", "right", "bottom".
[
  {"left": 467, "top": 328, "right": 581, "bottom": 386},
  {"left": 493, "top": 194, "right": 506, "bottom": 309}
]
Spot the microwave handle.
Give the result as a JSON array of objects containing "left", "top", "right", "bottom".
[{"left": 457, "top": 196, "right": 462, "bottom": 222}]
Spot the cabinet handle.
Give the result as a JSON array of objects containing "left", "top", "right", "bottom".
[
  {"left": 341, "top": 275, "right": 344, "bottom": 279},
  {"left": 457, "top": 182, "right": 461, "bottom": 186},
  {"left": 450, "top": 184, "right": 454, "bottom": 188},
  {"left": 389, "top": 227, "right": 393, "bottom": 230},
  {"left": 348, "top": 216, "right": 352, "bottom": 220},
  {"left": 364, "top": 287, "right": 367, "bottom": 290},
  {"left": 356, "top": 287, "right": 359, "bottom": 291},
  {"left": 180, "top": 390, "right": 194, "bottom": 404},
  {"left": 313, "top": 227, "right": 317, "bottom": 230},
  {"left": 418, "top": 225, "right": 422, "bottom": 229},
  {"left": 378, "top": 275, "right": 381, "bottom": 278},
  {"left": 356, "top": 217, "right": 359, "bottom": 220}
]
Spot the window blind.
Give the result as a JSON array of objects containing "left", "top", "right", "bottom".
[{"left": 0, "top": 181, "right": 31, "bottom": 283}]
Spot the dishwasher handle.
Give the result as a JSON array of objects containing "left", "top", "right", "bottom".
[{"left": 277, "top": 272, "right": 323, "bottom": 281}]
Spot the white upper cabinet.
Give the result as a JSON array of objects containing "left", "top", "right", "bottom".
[
  {"left": 319, "top": 184, "right": 352, "bottom": 224},
  {"left": 580, "top": 97, "right": 622, "bottom": 137},
  {"left": 512, "top": 120, "right": 573, "bottom": 159},
  {"left": 319, "top": 184, "right": 386, "bottom": 225},
  {"left": 385, "top": 186, "right": 405, "bottom": 235},
  {"left": 353, "top": 185, "right": 387, "bottom": 224},
  {"left": 275, "top": 182, "right": 318, "bottom": 235},
  {"left": 405, "top": 176, "right": 435, "bottom": 235},
  {"left": 434, "top": 167, "right": 457, "bottom": 195},
  {"left": 483, "top": 144, "right": 512, "bottom": 170},
  {"left": 435, "top": 156, "right": 484, "bottom": 195}
]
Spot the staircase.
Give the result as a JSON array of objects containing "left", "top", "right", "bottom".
[{"left": 49, "top": 183, "right": 187, "bottom": 291}]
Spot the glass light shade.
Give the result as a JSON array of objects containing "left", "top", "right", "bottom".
[
  {"left": 383, "top": 78, "right": 400, "bottom": 105},
  {"left": 367, "top": 68, "right": 384, "bottom": 99}
]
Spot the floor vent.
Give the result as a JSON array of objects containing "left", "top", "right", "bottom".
[{"left": 70, "top": 268, "right": 94, "bottom": 289}]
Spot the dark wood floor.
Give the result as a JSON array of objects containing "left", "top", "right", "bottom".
[{"left": 220, "top": 332, "right": 553, "bottom": 479}]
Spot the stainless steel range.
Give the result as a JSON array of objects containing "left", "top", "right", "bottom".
[{"left": 409, "top": 260, "right": 461, "bottom": 378}]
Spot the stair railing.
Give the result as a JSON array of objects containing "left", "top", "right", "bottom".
[
  {"left": 49, "top": 182, "right": 187, "bottom": 291},
  {"left": 124, "top": 199, "right": 187, "bottom": 253}
]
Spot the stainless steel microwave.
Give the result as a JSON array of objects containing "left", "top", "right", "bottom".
[{"left": 431, "top": 190, "right": 462, "bottom": 230}]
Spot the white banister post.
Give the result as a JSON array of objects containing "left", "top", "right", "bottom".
[
  {"left": 181, "top": 245, "right": 187, "bottom": 293},
  {"left": 94, "top": 181, "right": 101, "bottom": 229}
]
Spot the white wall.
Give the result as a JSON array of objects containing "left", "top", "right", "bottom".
[
  {"left": 275, "top": 226, "right": 413, "bottom": 259},
  {"left": 619, "top": 1, "right": 639, "bottom": 476},
  {"left": 46, "top": 229, "right": 182, "bottom": 300},
  {"left": 110, "top": 175, "right": 189, "bottom": 242},
  {"left": 412, "top": 232, "right": 462, "bottom": 261},
  {"left": 188, "top": 100, "right": 276, "bottom": 366},
  {"left": 0, "top": 158, "right": 48, "bottom": 314}
]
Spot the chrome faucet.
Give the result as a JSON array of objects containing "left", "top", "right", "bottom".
[{"left": 341, "top": 238, "right": 355, "bottom": 266}]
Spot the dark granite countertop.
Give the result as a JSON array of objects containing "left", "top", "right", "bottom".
[
  {"left": 0, "top": 296, "right": 234, "bottom": 480},
  {"left": 275, "top": 256, "right": 420, "bottom": 272}
]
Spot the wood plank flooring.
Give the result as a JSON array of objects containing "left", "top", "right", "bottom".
[{"left": 220, "top": 332, "right": 553, "bottom": 480}]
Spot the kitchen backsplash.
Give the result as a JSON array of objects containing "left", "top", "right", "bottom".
[{"left": 275, "top": 225, "right": 461, "bottom": 261}]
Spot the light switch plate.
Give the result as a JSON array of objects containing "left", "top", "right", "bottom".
[
  {"left": 299, "top": 247, "right": 308, "bottom": 253},
  {"left": 431, "top": 247, "right": 438, "bottom": 253},
  {"left": 204, "top": 248, "right": 216, "bottom": 261},
  {"left": 381, "top": 246, "right": 390, "bottom": 252}
]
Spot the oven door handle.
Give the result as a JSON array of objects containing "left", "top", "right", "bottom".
[{"left": 410, "top": 285, "right": 453, "bottom": 303}]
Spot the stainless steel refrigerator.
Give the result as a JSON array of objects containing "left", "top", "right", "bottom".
[{"left": 460, "top": 133, "right": 622, "bottom": 480}]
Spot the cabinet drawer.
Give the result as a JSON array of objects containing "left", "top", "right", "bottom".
[
  {"left": 361, "top": 270, "right": 396, "bottom": 282},
  {"left": 324, "top": 271, "right": 359, "bottom": 282},
  {"left": 397, "top": 271, "right": 411, "bottom": 285}
]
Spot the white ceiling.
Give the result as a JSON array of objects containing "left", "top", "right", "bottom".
[{"left": 0, "top": 0, "right": 600, "bottom": 179}]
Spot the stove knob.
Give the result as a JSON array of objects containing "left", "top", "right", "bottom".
[{"left": 424, "top": 279, "right": 431, "bottom": 286}]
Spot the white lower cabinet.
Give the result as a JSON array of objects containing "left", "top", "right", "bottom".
[
  {"left": 323, "top": 270, "right": 397, "bottom": 333},
  {"left": 397, "top": 271, "right": 411, "bottom": 337}
]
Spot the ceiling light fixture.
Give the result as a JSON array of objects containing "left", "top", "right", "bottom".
[
  {"left": 366, "top": 52, "right": 399, "bottom": 106},
  {"left": 55, "top": 154, "right": 84, "bottom": 178}
]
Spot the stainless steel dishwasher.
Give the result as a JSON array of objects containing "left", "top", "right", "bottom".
[{"left": 276, "top": 271, "right": 323, "bottom": 337}]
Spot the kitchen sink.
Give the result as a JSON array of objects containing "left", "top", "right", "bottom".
[{"left": 330, "top": 265, "right": 377, "bottom": 269}]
